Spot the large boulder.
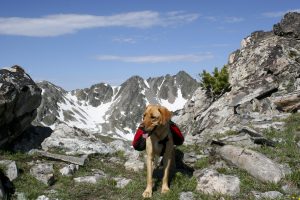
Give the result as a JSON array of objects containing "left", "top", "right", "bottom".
[
  {"left": 177, "top": 12, "right": 300, "bottom": 143},
  {"left": 193, "top": 168, "right": 240, "bottom": 196},
  {"left": 0, "top": 66, "right": 41, "bottom": 147},
  {"left": 41, "top": 123, "right": 115, "bottom": 155},
  {"left": 218, "top": 145, "right": 284, "bottom": 183}
]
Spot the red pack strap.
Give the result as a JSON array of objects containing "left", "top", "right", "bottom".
[
  {"left": 132, "top": 127, "right": 146, "bottom": 151},
  {"left": 170, "top": 121, "right": 184, "bottom": 146}
]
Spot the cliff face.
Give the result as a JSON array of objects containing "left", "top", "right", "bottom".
[
  {"left": 0, "top": 66, "right": 42, "bottom": 147},
  {"left": 177, "top": 12, "right": 300, "bottom": 144}
]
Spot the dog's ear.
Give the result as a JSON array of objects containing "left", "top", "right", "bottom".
[{"left": 158, "top": 106, "right": 172, "bottom": 125}]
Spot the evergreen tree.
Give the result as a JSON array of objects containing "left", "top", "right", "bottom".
[{"left": 199, "top": 65, "right": 230, "bottom": 100}]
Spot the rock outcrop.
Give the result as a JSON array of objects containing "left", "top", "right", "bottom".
[
  {"left": 0, "top": 65, "right": 41, "bottom": 147},
  {"left": 41, "top": 123, "right": 114, "bottom": 155},
  {"left": 177, "top": 12, "right": 300, "bottom": 144}
]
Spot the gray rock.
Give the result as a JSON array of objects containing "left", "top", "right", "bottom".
[
  {"left": 252, "top": 191, "right": 283, "bottom": 199},
  {"left": 0, "top": 160, "right": 18, "bottom": 181},
  {"left": 41, "top": 123, "right": 114, "bottom": 155},
  {"left": 74, "top": 170, "right": 106, "bottom": 184},
  {"left": 15, "top": 192, "right": 27, "bottom": 200},
  {"left": 193, "top": 168, "right": 240, "bottom": 196},
  {"left": 124, "top": 159, "right": 144, "bottom": 172},
  {"left": 272, "top": 90, "right": 300, "bottom": 112},
  {"left": 108, "top": 157, "right": 122, "bottom": 165},
  {"left": 218, "top": 145, "right": 283, "bottom": 183},
  {"left": 113, "top": 177, "right": 132, "bottom": 188},
  {"left": 273, "top": 12, "right": 300, "bottom": 39},
  {"left": 36, "top": 196, "right": 49, "bottom": 200},
  {"left": 179, "top": 191, "right": 194, "bottom": 200},
  {"left": 59, "top": 164, "right": 78, "bottom": 176},
  {"left": 33, "top": 150, "right": 88, "bottom": 166},
  {"left": 108, "top": 140, "right": 130, "bottom": 152},
  {"left": 30, "top": 163, "right": 54, "bottom": 186},
  {"left": 183, "top": 152, "right": 207, "bottom": 167},
  {"left": 281, "top": 184, "right": 300, "bottom": 195},
  {"left": 0, "top": 66, "right": 42, "bottom": 147}
]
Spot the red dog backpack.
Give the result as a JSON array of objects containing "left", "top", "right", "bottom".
[{"left": 132, "top": 121, "right": 184, "bottom": 151}]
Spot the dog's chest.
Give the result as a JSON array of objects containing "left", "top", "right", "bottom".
[{"left": 153, "top": 142, "right": 163, "bottom": 155}]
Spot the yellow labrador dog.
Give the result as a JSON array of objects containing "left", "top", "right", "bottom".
[{"left": 140, "top": 105, "right": 175, "bottom": 198}]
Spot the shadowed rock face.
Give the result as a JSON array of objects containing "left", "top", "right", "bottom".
[
  {"left": 273, "top": 12, "right": 300, "bottom": 39},
  {"left": 176, "top": 12, "right": 300, "bottom": 144},
  {"left": 0, "top": 66, "right": 41, "bottom": 147}
]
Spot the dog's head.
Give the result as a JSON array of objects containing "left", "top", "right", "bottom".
[{"left": 141, "top": 105, "right": 172, "bottom": 132}]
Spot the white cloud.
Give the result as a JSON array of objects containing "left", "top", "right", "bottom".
[
  {"left": 224, "top": 17, "right": 244, "bottom": 23},
  {"left": 95, "top": 53, "right": 213, "bottom": 63},
  {"left": 0, "top": 11, "right": 199, "bottom": 37},
  {"left": 262, "top": 9, "right": 300, "bottom": 18},
  {"left": 113, "top": 37, "right": 136, "bottom": 44}
]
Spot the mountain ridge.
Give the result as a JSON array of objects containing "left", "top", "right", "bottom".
[{"left": 34, "top": 70, "right": 200, "bottom": 140}]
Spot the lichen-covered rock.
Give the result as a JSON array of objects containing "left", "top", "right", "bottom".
[
  {"left": 113, "top": 177, "right": 132, "bottom": 188},
  {"left": 59, "top": 164, "right": 78, "bottom": 176},
  {"left": 30, "top": 163, "right": 54, "bottom": 186},
  {"left": 252, "top": 191, "right": 283, "bottom": 200},
  {"left": 74, "top": 170, "right": 106, "bottom": 184},
  {"left": 0, "top": 65, "right": 41, "bottom": 147},
  {"left": 218, "top": 145, "right": 284, "bottom": 183},
  {"left": 0, "top": 160, "right": 18, "bottom": 181},
  {"left": 193, "top": 168, "right": 240, "bottom": 196},
  {"left": 179, "top": 191, "right": 194, "bottom": 200}
]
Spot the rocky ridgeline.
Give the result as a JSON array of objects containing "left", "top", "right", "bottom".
[
  {"left": 177, "top": 12, "right": 300, "bottom": 144},
  {"left": 35, "top": 71, "right": 199, "bottom": 138}
]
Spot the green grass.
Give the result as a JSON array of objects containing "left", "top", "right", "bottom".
[
  {"left": 194, "top": 157, "right": 210, "bottom": 169},
  {"left": 13, "top": 173, "right": 48, "bottom": 199},
  {"left": 253, "top": 113, "right": 300, "bottom": 170},
  {"left": 4, "top": 113, "right": 300, "bottom": 199}
]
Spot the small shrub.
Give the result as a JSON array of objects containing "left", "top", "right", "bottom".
[{"left": 199, "top": 65, "right": 230, "bottom": 100}]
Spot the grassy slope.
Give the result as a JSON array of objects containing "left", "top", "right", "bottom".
[{"left": 0, "top": 113, "right": 299, "bottom": 200}]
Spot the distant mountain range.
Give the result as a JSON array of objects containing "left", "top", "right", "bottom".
[{"left": 34, "top": 71, "right": 199, "bottom": 140}]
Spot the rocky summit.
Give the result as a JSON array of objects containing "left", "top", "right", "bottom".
[
  {"left": 0, "top": 12, "right": 299, "bottom": 200},
  {"left": 177, "top": 12, "right": 300, "bottom": 145},
  {"left": 34, "top": 70, "right": 199, "bottom": 140}
]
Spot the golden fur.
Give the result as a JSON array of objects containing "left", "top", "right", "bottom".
[{"left": 140, "top": 105, "right": 175, "bottom": 198}]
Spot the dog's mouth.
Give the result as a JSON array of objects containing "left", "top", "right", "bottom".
[{"left": 141, "top": 125, "right": 157, "bottom": 135}]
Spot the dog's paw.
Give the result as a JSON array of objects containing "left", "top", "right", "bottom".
[
  {"left": 142, "top": 190, "right": 152, "bottom": 198},
  {"left": 161, "top": 186, "right": 170, "bottom": 194}
]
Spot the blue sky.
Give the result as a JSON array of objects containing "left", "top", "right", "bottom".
[{"left": 0, "top": 0, "right": 299, "bottom": 90}]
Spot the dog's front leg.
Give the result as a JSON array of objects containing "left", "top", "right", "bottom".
[
  {"left": 161, "top": 143, "right": 173, "bottom": 194},
  {"left": 143, "top": 138, "right": 154, "bottom": 198}
]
